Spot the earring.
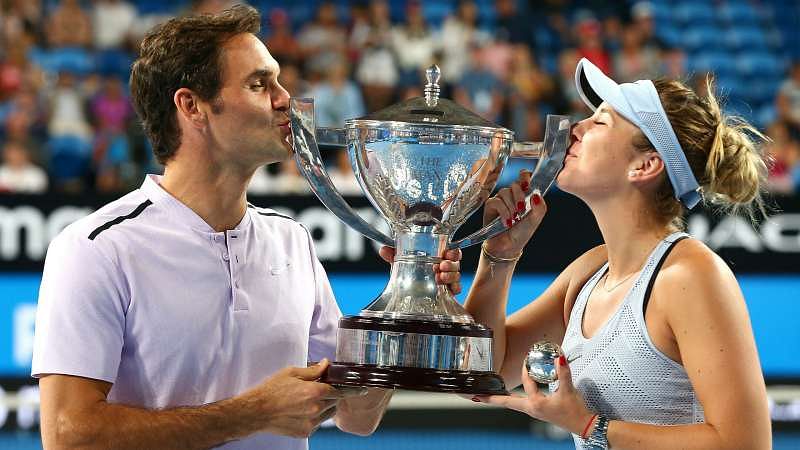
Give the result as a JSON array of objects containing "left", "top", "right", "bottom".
[{"left": 628, "top": 170, "right": 637, "bottom": 177}]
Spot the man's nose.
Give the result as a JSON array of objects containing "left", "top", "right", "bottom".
[{"left": 273, "top": 85, "right": 290, "bottom": 111}]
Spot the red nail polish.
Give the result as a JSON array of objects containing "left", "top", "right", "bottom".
[
  {"left": 471, "top": 397, "right": 481, "bottom": 402},
  {"left": 506, "top": 218, "right": 513, "bottom": 227},
  {"left": 521, "top": 181, "right": 529, "bottom": 191},
  {"left": 559, "top": 355, "right": 567, "bottom": 366},
  {"left": 517, "top": 201, "right": 525, "bottom": 211},
  {"left": 532, "top": 194, "right": 542, "bottom": 206}
]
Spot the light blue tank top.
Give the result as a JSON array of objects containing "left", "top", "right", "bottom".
[{"left": 561, "top": 232, "right": 704, "bottom": 449}]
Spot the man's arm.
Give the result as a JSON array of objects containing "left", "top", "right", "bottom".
[{"left": 40, "top": 360, "right": 350, "bottom": 450}]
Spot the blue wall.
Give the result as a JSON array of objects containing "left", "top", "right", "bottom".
[{"left": 1, "top": 273, "right": 798, "bottom": 378}]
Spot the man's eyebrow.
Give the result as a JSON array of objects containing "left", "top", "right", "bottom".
[{"left": 245, "top": 68, "right": 275, "bottom": 80}]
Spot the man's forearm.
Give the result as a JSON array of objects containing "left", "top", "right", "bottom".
[
  {"left": 48, "top": 392, "right": 262, "bottom": 450},
  {"left": 335, "top": 388, "right": 393, "bottom": 437}
]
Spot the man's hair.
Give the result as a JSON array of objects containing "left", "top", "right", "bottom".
[{"left": 130, "top": 5, "right": 261, "bottom": 165}]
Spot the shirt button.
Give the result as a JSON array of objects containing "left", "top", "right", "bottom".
[{"left": 222, "top": 253, "right": 229, "bottom": 261}]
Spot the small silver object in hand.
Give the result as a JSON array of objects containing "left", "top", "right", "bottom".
[{"left": 525, "top": 340, "right": 563, "bottom": 384}]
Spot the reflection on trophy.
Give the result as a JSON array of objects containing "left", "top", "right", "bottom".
[
  {"left": 525, "top": 341, "right": 564, "bottom": 384},
  {"left": 289, "top": 65, "right": 570, "bottom": 395}
]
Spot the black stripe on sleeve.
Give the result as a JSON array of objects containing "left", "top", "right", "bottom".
[
  {"left": 88, "top": 200, "right": 153, "bottom": 240},
  {"left": 642, "top": 236, "right": 689, "bottom": 315}
]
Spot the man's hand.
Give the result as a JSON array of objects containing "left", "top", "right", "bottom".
[
  {"left": 379, "top": 247, "right": 463, "bottom": 295},
  {"left": 240, "top": 359, "right": 361, "bottom": 438}
]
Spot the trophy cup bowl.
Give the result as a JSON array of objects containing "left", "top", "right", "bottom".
[{"left": 289, "top": 66, "right": 570, "bottom": 395}]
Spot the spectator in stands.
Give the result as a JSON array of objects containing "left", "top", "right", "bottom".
[
  {"left": 454, "top": 43, "right": 504, "bottom": 124},
  {"left": 575, "top": 15, "right": 611, "bottom": 75},
  {"left": 777, "top": 60, "right": 800, "bottom": 139},
  {"left": 0, "top": 140, "right": 47, "bottom": 193},
  {"left": 630, "top": 1, "right": 666, "bottom": 52},
  {"left": 352, "top": 0, "right": 398, "bottom": 113},
  {"left": 297, "top": 1, "right": 347, "bottom": 81},
  {"left": 493, "top": 0, "right": 532, "bottom": 46},
  {"left": 467, "top": 59, "right": 771, "bottom": 450},
  {"left": 555, "top": 48, "right": 585, "bottom": 118},
  {"left": 507, "top": 45, "right": 555, "bottom": 141},
  {"left": 46, "top": 0, "right": 92, "bottom": 49},
  {"left": 276, "top": 61, "right": 309, "bottom": 100},
  {"left": 47, "top": 71, "right": 92, "bottom": 141},
  {"left": 765, "top": 121, "right": 800, "bottom": 194},
  {"left": 391, "top": 0, "right": 436, "bottom": 87},
  {"left": 91, "top": 75, "right": 133, "bottom": 192},
  {"left": 307, "top": 57, "right": 365, "bottom": 128},
  {"left": 263, "top": 8, "right": 300, "bottom": 66},
  {"left": 441, "top": 0, "right": 490, "bottom": 83},
  {"left": 1, "top": 0, "right": 45, "bottom": 49},
  {"left": 92, "top": 0, "right": 137, "bottom": 50},
  {"left": 613, "top": 24, "right": 660, "bottom": 83}
]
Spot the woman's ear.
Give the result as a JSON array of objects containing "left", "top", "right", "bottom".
[{"left": 628, "top": 151, "right": 665, "bottom": 183}]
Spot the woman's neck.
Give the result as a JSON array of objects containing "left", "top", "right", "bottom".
[{"left": 589, "top": 196, "right": 671, "bottom": 278}]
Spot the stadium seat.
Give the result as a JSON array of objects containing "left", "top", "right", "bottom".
[
  {"left": 682, "top": 26, "right": 721, "bottom": 52},
  {"left": 47, "top": 135, "right": 91, "bottom": 182},
  {"left": 724, "top": 26, "right": 768, "bottom": 50},
  {"left": 673, "top": 2, "right": 716, "bottom": 26},
  {"left": 690, "top": 51, "right": 736, "bottom": 77}
]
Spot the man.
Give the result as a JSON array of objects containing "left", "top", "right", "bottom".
[{"left": 32, "top": 5, "right": 462, "bottom": 449}]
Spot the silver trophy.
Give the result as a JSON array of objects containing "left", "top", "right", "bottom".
[{"left": 289, "top": 65, "right": 570, "bottom": 394}]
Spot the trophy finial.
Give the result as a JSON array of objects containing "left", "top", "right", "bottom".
[{"left": 424, "top": 64, "right": 441, "bottom": 107}]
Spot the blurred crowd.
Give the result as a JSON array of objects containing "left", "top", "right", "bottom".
[{"left": 0, "top": 0, "right": 798, "bottom": 196}]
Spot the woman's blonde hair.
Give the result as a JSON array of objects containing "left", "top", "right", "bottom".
[{"left": 631, "top": 77, "right": 770, "bottom": 229}]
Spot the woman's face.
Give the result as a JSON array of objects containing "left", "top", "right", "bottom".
[{"left": 556, "top": 102, "right": 644, "bottom": 201}]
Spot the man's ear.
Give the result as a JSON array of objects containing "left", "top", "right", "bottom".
[
  {"left": 174, "top": 88, "right": 206, "bottom": 129},
  {"left": 628, "top": 151, "right": 665, "bottom": 183}
]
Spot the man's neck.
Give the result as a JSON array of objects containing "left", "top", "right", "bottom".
[{"left": 159, "top": 156, "right": 253, "bottom": 232}]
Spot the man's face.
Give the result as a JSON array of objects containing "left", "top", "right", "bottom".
[{"left": 204, "top": 33, "right": 292, "bottom": 170}]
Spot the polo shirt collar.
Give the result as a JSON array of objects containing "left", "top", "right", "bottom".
[{"left": 140, "top": 174, "right": 252, "bottom": 234}]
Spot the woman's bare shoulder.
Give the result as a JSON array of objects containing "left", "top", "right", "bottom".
[{"left": 653, "top": 237, "right": 742, "bottom": 314}]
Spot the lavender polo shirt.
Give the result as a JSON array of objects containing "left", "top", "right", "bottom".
[{"left": 32, "top": 175, "right": 341, "bottom": 449}]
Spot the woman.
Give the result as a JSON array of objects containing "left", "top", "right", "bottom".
[{"left": 462, "top": 58, "right": 772, "bottom": 449}]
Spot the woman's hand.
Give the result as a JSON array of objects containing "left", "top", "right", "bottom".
[
  {"left": 482, "top": 170, "right": 547, "bottom": 258},
  {"left": 474, "top": 355, "right": 594, "bottom": 436},
  {"left": 379, "top": 247, "right": 462, "bottom": 295}
]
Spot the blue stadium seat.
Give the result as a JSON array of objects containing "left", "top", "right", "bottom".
[
  {"left": 422, "top": 1, "right": 453, "bottom": 28},
  {"left": 718, "top": 2, "right": 758, "bottom": 25},
  {"left": 48, "top": 135, "right": 91, "bottom": 182},
  {"left": 735, "top": 52, "right": 781, "bottom": 78},
  {"left": 673, "top": 2, "right": 716, "bottom": 25},
  {"left": 724, "top": 26, "right": 768, "bottom": 50},
  {"left": 690, "top": 51, "right": 736, "bottom": 77},
  {"left": 28, "top": 47, "right": 94, "bottom": 76},
  {"left": 681, "top": 25, "right": 721, "bottom": 52}
]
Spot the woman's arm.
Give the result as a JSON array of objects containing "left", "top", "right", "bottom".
[
  {"left": 480, "top": 242, "right": 771, "bottom": 450},
  {"left": 463, "top": 172, "right": 548, "bottom": 376}
]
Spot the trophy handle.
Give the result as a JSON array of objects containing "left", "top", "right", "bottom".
[
  {"left": 290, "top": 98, "right": 394, "bottom": 247},
  {"left": 448, "top": 115, "right": 571, "bottom": 249}
]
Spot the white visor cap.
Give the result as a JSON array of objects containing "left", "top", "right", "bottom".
[{"left": 574, "top": 58, "right": 701, "bottom": 209}]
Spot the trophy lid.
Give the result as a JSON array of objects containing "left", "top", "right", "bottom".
[{"left": 350, "top": 65, "right": 512, "bottom": 135}]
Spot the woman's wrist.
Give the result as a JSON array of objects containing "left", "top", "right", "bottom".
[{"left": 481, "top": 242, "right": 523, "bottom": 262}]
